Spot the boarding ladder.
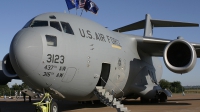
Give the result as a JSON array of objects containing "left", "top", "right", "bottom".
[{"left": 94, "top": 77, "right": 131, "bottom": 112}]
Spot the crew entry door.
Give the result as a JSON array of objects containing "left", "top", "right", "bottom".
[{"left": 97, "top": 63, "right": 111, "bottom": 87}]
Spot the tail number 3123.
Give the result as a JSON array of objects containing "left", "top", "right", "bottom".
[{"left": 46, "top": 54, "right": 64, "bottom": 64}]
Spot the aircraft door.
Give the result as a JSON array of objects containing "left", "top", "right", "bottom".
[{"left": 97, "top": 63, "right": 111, "bottom": 87}]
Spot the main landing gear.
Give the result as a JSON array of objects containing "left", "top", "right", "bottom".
[
  {"left": 140, "top": 92, "right": 168, "bottom": 103},
  {"left": 159, "top": 93, "right": 167, "bottom": 102},
  {"left": 33, "top": 93, "right": 58, "bottom": 112}
]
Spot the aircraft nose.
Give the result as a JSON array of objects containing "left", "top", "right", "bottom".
[{"left": 10, "top": 29, "right": 43, "bottom": 77}]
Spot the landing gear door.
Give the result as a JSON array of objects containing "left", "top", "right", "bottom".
[{"left": 62, "top": 67, "right": 77, "bottom": 83}]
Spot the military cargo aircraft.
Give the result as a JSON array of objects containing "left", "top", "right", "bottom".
[{"left": 1, "top": 12, "right": 199, "bottom": 112}]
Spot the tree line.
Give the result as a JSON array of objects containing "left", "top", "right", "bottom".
[
  {"left": 159, "top": 79, "right": 184, "bottom": 93},
  {"left": 0, "top": 79, "right": 185, "bottom": 96},
  {"left": 0, "top": 83, "right": 29, "bottom": 96}
]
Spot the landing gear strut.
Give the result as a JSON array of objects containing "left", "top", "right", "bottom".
[{"left": 33, "top": 93, "right": 58, "bottom": 112}]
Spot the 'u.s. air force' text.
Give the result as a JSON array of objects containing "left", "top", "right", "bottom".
[{"left": 79, "top": 28, "right": 121, "bottom": 47}]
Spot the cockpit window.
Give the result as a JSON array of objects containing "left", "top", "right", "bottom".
[
  {"left": 50, "top": 21, "right": 62, "bottom": 32},
  {"left": 61, "top": 22, "right": 74, "bottom": 35},
  {"left": 30, "top": 20, "right": 48, "bottom": 27},
  {"left": 46, "top": 35, "right": 57, "bottom": 47},
  {"left": 23, "top": 18, "right": 34, "bottom": 28}
]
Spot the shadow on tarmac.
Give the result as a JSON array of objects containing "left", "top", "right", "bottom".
[
  {"left": 0, "top": 98, "right": 198, "bottom": 112},
  {"left": 169, "top": 98, "right": 200, "bottom": 101},
  {"left": 121, "top": 100, "right": 191, "bottom": 106},
  {"left": 57, "top": 101, "right": 106, "bottom": 111},
  {"left": 57, "top": 99, "right": 192, "bottom": 111}
]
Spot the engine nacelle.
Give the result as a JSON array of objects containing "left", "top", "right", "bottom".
[
  {"left": 163, "top": 39, "right": 197, "bottom": 74},
  {"left": 2, "top": 54, "right": 18, "bottom": 78},
  {"left": 0, "top": 64, "right": 12, "bottom": 85}
]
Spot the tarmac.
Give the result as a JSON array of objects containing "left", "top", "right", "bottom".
[{"left": 0, "top": 94, "right": 199, "bottom": 112}]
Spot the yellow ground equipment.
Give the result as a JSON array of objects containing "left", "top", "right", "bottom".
[{"left": 33, "top": 93, "right": 58, "bottom": 112}]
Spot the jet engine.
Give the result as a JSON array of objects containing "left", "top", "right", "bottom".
[
  {"left": 0, "top": 70, "right": 12, "bottom": 85},
  {"left": 163, "top": 39, "right": 197, "bottom": 74},
  {"left": 2, "top": 54, "right": 18, "bottom": 78}
]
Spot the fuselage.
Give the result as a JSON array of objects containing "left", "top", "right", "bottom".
[{"left": 9, "top": 12, "right": 162, "bottom": 101}]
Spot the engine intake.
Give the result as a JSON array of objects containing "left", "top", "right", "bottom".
[
  {"left": 2, "top": 54, "right": 18, "bottom": 78},
  {"left": 163, "top": 39, "right": 197, "bottom": 74}
]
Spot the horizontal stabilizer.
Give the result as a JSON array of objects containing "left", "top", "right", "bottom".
[
  {"left": 151, "top": 19, "right": 199, "bottom": 27},
  {"left": 113, "top": 15, "right": 199, "bottom": 33}
]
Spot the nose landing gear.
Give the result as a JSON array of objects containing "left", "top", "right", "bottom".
[{"left": 33, "top": 93, "right": 58, "bottom": 112}]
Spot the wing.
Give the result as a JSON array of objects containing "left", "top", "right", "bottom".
[{"left": 138, "top": 37, "right": 200, "bottom": 57}]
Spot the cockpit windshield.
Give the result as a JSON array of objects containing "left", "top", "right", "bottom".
[
  {"left": 30, "top": 20, "right": 48, "bottom": 27},
  {"left": 23, "top": 18, "right": 34, "bottom": 28},
  {"left": 23, "top": 19, "right": 74, "bottom": 35}
]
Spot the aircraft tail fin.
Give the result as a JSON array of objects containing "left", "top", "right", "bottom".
[
  {"left": 113, "top": 14, "right": 199, "bottom": 37},
  {"left": 144, "top": 14, "right": 153, "bottom": 37}
]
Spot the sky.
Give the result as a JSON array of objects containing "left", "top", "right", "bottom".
[{"left": 0, "top": 1, "right": 200, "bottom": 86}]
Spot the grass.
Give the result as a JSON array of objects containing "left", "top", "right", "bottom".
[{"left": 184, "top": 89, "right": 200, "bottom": 93}]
